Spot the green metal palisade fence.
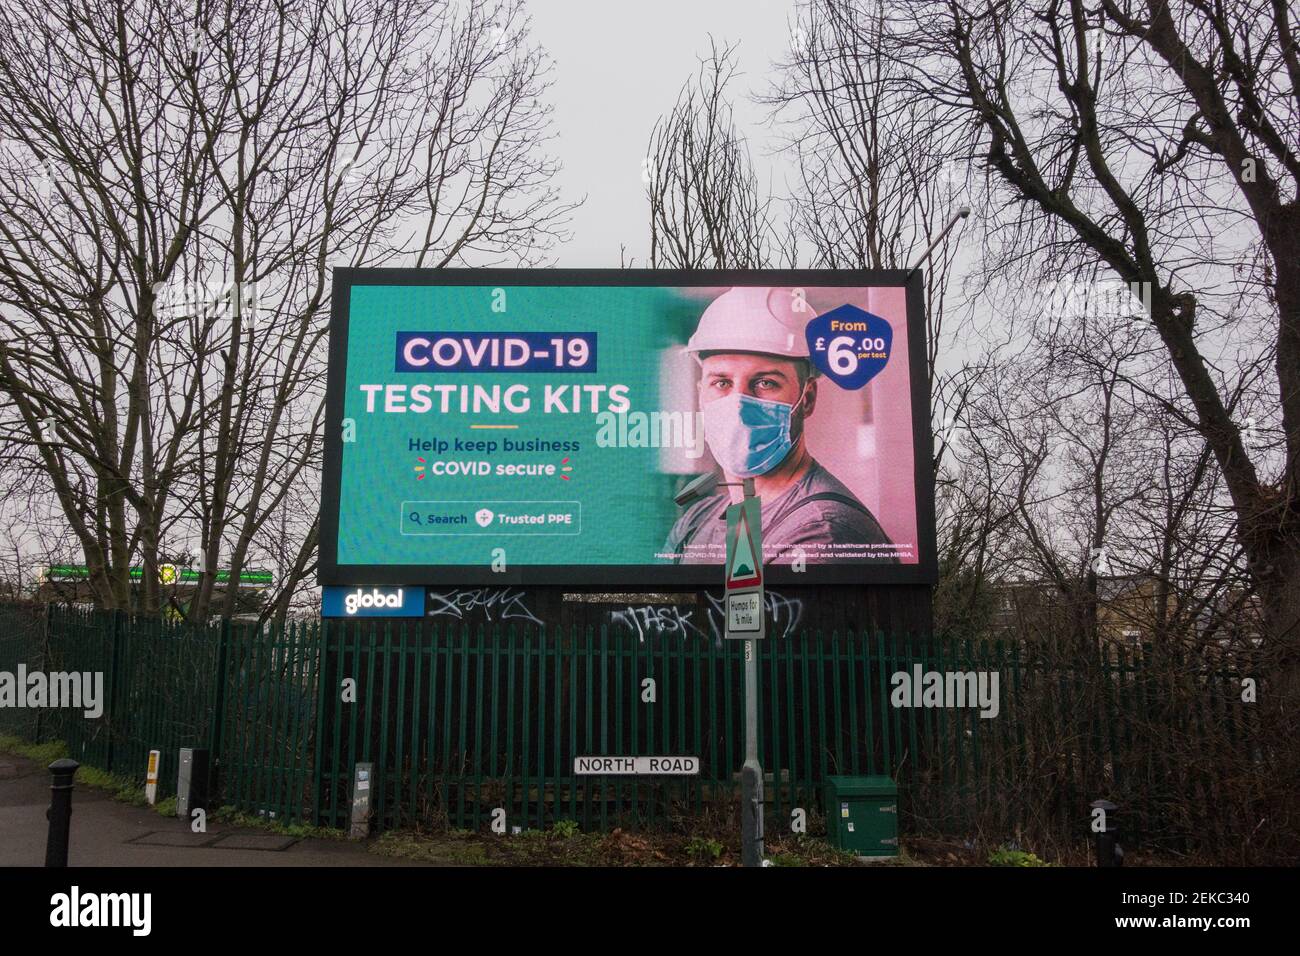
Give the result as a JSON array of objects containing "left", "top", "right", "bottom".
[{"left": 0, "top": 602, "right": 1265, "bottom": 851}]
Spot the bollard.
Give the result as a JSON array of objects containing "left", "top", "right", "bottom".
[
  {"left": 45, "top": 758, "right": 80, "bottom": 868},
  {"left": 176, "top": 748, "right": 210, "bottom": 820},
  {"left": 1090, "top": 798, "right": 1123, "bottom": 867},
  {"left": 349, "top": 763, "right": 373, "bottom": 840}
]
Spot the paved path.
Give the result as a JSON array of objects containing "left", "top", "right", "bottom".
[{"left": 0, "top": 752, "right": 434, "bottom": 867}]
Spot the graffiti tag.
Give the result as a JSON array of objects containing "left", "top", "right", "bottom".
[
  {"left": 608, "top": 604, "right": 705, "bottom": 642},
  {"left": 425, "top": 588, "right": 544, "bottom": 627},
  {"left": 606, "top": 590, "right": 804, "bottom": 643}
]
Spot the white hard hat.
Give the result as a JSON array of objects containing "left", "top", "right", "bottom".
[{"left": 685, "top": 287, "right": 817, "bottom": 360}]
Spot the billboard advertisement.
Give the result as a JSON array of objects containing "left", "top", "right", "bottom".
[{"left": 320, "top": 270, "right": 935, "bottom": 587}]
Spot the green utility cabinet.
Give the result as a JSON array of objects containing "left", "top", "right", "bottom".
[{"left": 824, "top": 775, "right": 899, "bottom": 857}]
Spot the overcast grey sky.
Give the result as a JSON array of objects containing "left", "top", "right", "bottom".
[{"left": 530, "top": 0, "right": 797, "bottom": 266}]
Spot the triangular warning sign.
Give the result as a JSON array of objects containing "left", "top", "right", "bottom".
[{"left": 727, "top": 506, "right": 762, "bottom": 590}]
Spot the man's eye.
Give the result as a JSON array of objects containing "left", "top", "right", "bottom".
[
  {"left": 755, "top": 379, "right": 778, "bottom": 390},
  {"left": 711, "top": 380, "right": 732, "bottom": 390}
]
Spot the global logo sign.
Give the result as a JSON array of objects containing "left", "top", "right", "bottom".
[
  {"left": 322, "top": 586, "right": 424, "bottom": 618},
  {"left": 345, "top": 588, "right": 404, "bottom": 614}
]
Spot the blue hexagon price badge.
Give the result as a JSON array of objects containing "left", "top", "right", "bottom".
[{"left": 805, "top": 304, "right": 893, "bottom": 390}]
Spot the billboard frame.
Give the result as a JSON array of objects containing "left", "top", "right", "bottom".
[{"left": 319, "top": 268, "right": 937, "bottom": 588}]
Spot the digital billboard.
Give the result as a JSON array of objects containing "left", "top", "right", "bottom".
[{"left": 320, "top": 270, "right": 936, "bottom": 587}]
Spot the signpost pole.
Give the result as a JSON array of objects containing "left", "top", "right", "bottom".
[
  {"left": 742, "top": 635, "right": 763, "bottom": 866},
  {"left": 729, "top": 478, "right": 764, "bottom": 867}
]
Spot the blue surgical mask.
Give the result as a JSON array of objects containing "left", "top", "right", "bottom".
[{"left": 701, "top": 388, "right": 804, "bottom": 477}]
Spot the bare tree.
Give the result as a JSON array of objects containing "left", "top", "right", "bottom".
[
  {"left": 646, "top": 40, "right": 790, "bottom": 268},
  {"left": 875, "top": 0, "right": 1298, "bottom": 672},
  {"left": 768, "top": 1, "right": 1003, "bottom": 634},
  {"left": 0, "top": 0, "right": 574, "bottom": 619},
  {"left": 769, "top": 2, "right": 986, "bottom": 404}
]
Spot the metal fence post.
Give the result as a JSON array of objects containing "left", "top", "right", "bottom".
[
  {"left": 45, "top": 758, "right": 79, "bottom": 867},
  {"left": 34, "top": 601, "right": 52, "bottom": 745},
  {"left": 1091, "top": 798, "right": 1123, "bottom": 867},
  {"left": 103, "top": 609, "right": 122, "bottom": 774},
  {"left": 208, "top": 616, "right": 232, "bottom": 803},
  {"left": 311, "top": 619, "right": 330, "bottom": 827}
]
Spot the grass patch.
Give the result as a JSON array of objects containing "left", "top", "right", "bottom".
[
  {"left": 71, "top": 765, "right": 153, "bottom": 807},
  {"left": 763, "top": 835, "right": 862, "bottom": 867},
  {"left": 550, "top": 819, "right": 580, "bottom": 839},
  {"left": 75, "top": 773, "right": 187, "bottom": 821},
  {"left": 368, "top": 824, "right": 860, "bottom": 867},
  {"left": 370, "top": 826, "right": 608, "bottom": 866},
  {"left": 987, "top": 846, "right": 1054, "bottom": 867},
  {"left": 208, "top": 806, "right": 345, "bottom": 841},
  {"left": 685, "top": 836, "right": 725, "bottom": 863},
  {"left": 373, "top": 830, "right": 490, "bottom": 865},
  {"left": 0, "top": 735, "right": 69, "bottom": 766}
]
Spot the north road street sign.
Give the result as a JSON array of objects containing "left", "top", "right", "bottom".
[{"left": 573, "top": 756, "right": 700, "bottom": 775}]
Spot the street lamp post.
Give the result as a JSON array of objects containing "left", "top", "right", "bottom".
[{"left": 907, "top": 206, "right": 972, "bottom": 276}]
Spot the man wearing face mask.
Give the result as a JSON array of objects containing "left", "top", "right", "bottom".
[{"left": 665, "top": 287, "right": 895, "bottom": 566}]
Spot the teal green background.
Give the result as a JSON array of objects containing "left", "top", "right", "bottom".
[{"left": 336, "top": 285, "right": 699, "bottom": 566}]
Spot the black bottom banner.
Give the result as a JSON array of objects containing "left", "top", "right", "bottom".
[{"left": 0, "top": 865, "right": 1283, "bottom": 940}]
